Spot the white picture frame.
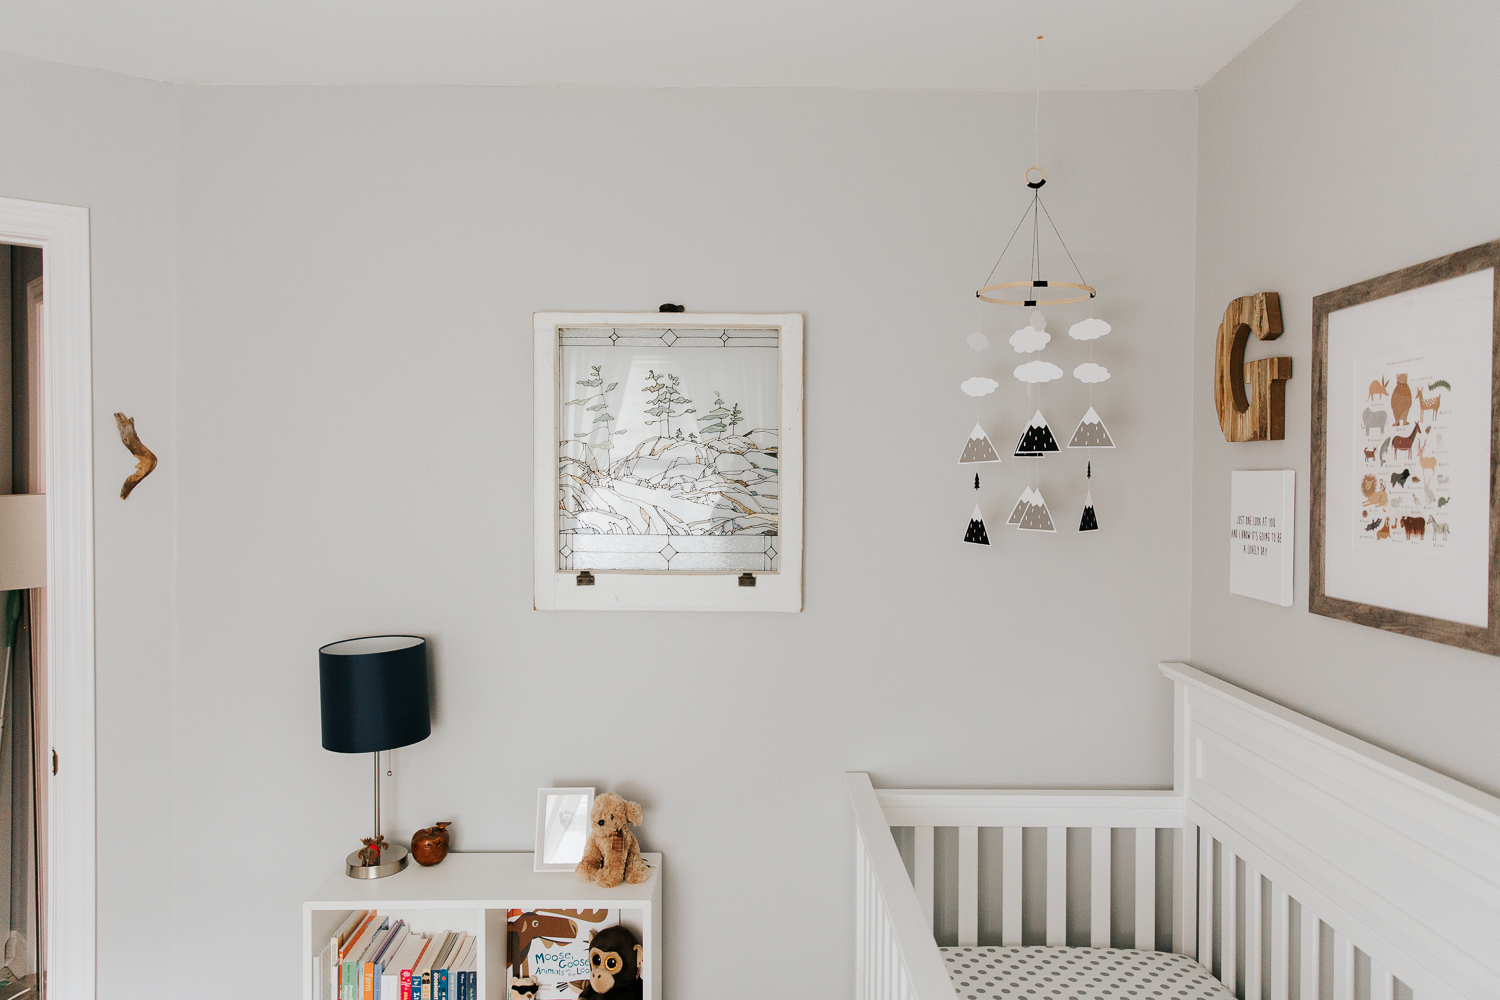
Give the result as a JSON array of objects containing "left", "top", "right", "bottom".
[
  {"left": 533, "top": 311, "right": 804, "bottom": 612},
  {"left": 534, "top": 787, "right": 595, "bottom": 873}
]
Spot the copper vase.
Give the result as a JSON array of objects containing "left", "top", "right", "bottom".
[{"left": 410, "top": 822, "right": 452, "bottom": 866}]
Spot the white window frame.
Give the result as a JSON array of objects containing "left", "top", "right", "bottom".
[
  {"left": 0, "top": 196, "right": 95, "bottom": 997},
  {"left": 533, "top": 312, "right": 803, "bottom": 612}
]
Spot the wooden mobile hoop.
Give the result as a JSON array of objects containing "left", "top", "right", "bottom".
[{"left": 975, "top": 165, "right": 1097, "bottom": 307}]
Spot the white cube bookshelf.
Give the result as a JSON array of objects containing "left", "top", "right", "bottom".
[{"left": 304, "top": 852, "right": 663, "bottom": 1000}]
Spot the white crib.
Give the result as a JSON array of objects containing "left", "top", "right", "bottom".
[{"left": 848, "top": 663, "right": 1500, "bottom": 1000}]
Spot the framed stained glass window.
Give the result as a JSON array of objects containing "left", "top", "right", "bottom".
[{"left": 533, "top": 312, "right": 803, "bottom": 612}]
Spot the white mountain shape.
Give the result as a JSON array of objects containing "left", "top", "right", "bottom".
[
  {"left": 1018, "top": 489, "right": 1056, "bottom": 532},
  {"left": 958, "top": 424, "right": 1002, "bottom": 464},
  {"left": 1068, "top": 406, "right": 1116, "bottom": 449},
  {"left": 1008, "top": 487, "right": 1035, "bottom": 525}
]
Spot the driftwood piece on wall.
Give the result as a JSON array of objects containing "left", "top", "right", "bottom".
[
  {"left": 1215, "top": 292, "right": 1292, "bottom": 441},
  {"left": 113, "top": 412, "right": 158, "bottom": 499}
]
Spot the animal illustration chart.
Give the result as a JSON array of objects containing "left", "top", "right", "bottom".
[
  {"left": 557, "top": 327, "right": 779, "bottom": 572},
  {"left": 1352, "top": 343, "right": 1460, "bottom": 558}
]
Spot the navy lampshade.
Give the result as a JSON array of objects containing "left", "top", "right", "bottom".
[{"left": 319, "top": 635, "right": 432, "bottom": 754}]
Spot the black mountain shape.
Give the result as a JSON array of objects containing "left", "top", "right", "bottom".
[
  {"left": 1015, "top": 422, "right": 1060, "bottom": 456},
  {"left": 963, "top": 506, "right": 990, "bottom": 545},
  {"left": 1080, "top": 504, "right": 1098, "bottom": 531}
]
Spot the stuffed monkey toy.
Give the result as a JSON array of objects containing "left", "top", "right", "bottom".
[
  {"left": 577, "top": 926, "right": 643, "bottom": 1000},
  {"left": 574, "top": 792, "right": 650, "bottom": 888}
]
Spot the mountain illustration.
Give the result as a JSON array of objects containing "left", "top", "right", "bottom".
[
  {"left": 963, "top": 505, "right": 990, "bottom": 545},
  {"left": 1017, "top": 489, "right": 1056, "bottom": 532},
  {"left": 1079, "top": 490, "right": 1099, "bottom": 531},
  {"left": 1015, "top": 410, "right": 1061, "bottom": 456},
  {"left": 958, "top": 424, "right": 1002, "bottom": 464},
  {"left": 1008, "top": 487, "right": 1035, "bottom": 525},
  {"left": 1068, "top": 407, "right": 1116, "bottom": 449}
]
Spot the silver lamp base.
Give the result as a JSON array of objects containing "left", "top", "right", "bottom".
[{"left": 346, "top": 843, "right": 409, "bottom": 879}]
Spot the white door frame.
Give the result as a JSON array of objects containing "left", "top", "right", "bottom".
[{"left": 0, "top": 196, "right": 95, "bottom": 997}]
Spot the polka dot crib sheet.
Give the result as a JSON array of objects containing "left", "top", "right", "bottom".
[{"left": 942, "top": 946, "right": 1231, "bottom": 999}]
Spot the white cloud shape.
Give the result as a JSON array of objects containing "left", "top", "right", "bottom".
[
  {"left": 1029, "top": 309, "right": 1047, "bottom": 331},
  {"left": 1009, "top": 325, "right": 1051, "bottom": 353},
  {"left": 967, "top": 331, "right": 989, "bottom": 353},
  {"left": 1068, "top": 317, "right": 1112, "bottom": 341},
  {"left": 1073, "top": 362, "right": 1111, "bottom": 384},
  {"left": 1013, "top": 360, "right": 1064, "bottom": 384},
  {"left": 961, "top": 376, "right": 1000, "bottom": 397}
]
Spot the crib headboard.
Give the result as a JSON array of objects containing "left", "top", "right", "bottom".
[{"left": 1166, "top": 662, "right": 1500, "bottom": 1000}]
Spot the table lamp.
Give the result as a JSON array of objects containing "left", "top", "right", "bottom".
[{"left": 319, "top": 635, "right": 431, "bottom": 878}]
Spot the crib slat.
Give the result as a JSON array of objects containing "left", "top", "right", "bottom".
[
  {"left": 1177, "top": 822, "right": 1198, "bottom": 958},
  {"left": 1299, "top": 904, "right": 1319, "bottom": 1000},
  {"left": 1270, "top": 885, "right": 1289, "bottom": 1000},
  {"left": 1046, "top": 826, "right": 1066, "bottom": 946},
  {"left": 1369, "top": 958, "right": 1395, "bottom": 1000},
  {"left": 1002, "top": 826, "right": 1022, "bottom": 946},
  {"left": 1135, "top": 827, "right": 1155, "bottom": 951},
  {"left": 1222, "top": 848, "right": 1237, "bottom": 995},
  {"left": 1245, "top": 864, "right": 1261, "bottom": 1000},
  {"left": 1199, "top": 829, "right": 1212, "bottom": 968},
  {"left": 958, "top": 826, "right": 979, "bottom": 946},
  {"left": 1332, "top": 932, "right": 1353, "bottom": 1000},
  {"left": 1091, "top": 827, "right": 1110, "bottom": 947},
  {"left": 914, "top": 826, "right": 935, "bottom": 932}
]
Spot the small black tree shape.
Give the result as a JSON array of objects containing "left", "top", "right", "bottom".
[
  {"left": 643, "top": 370, "right": 693, "bottom": 439},
  {"left": 565, "top": 366, "right": 625, "bottom": 469}
]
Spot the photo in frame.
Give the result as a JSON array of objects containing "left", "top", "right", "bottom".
[
  {"left": 534, "top": 787, "right": 594, "bottom": 872},
  {"left": 1310, "top": 238, "right": 1500, "bottom": 653}
]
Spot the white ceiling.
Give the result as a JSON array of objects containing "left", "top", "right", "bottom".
[{"left": 0, "top": 0, "right": 1298, "bottom": 89}]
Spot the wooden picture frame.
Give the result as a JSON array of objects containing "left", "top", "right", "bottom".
[
  {"left": 1310, "top": 238, "right": 1500, "bottom": 653},
  {"left": 533, "top": 312, "right": 803, "bottom": 613}
]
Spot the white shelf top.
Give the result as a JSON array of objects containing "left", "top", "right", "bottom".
[{"left": 304, "top": 852, "right": 662, "bottom": 909}]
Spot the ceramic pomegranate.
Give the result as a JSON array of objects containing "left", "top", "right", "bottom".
[{"left": 410, "top": 822, "right": 452, "bottom": 866}]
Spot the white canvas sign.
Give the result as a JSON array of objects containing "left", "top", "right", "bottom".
[{"left": 1230, "top": 470, "right": 1295, "bottom": 606}]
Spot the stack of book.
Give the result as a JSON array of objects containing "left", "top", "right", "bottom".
[{"left": 314, "top": 910, "right": 480, "bottom": 1000}]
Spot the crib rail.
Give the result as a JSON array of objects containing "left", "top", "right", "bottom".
[
  {"left": 879, "top": 788, "right": 1188, "bottom": 950},
  {"left": 849, "top": 772, "right": 956, "bottom": 1000}
]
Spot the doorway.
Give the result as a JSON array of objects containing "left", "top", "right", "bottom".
[
  {"left": 0, "top": 197, "right": 95, "bottom": 999},
  {"left": 0, "top": 241, "right": 46, "bottom": 997}
]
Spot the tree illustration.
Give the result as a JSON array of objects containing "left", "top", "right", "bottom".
[
  {"left": 643, "top": 370, "right": 693, "bottom": 439},
  {"left": 698, "top": 392, "right": 745, "bottom": 441},
  {"left": 699, "top": 393, "right": 732, "bottom": 439},
  {"left": 565, "top": 365, "right": 625, "bottom": 469}
]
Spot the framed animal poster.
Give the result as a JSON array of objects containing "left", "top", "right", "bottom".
[
  {"left": 533, "top": 312, "right": 803, "bottom": 612},
  {"left": 1310, "top": 239, "right": 1500, "bottom": 653}
]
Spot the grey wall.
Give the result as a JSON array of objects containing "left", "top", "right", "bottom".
[
  {"left": 0, "top": 52, "right": 179, "bottom": 994},
  {"left": 1192, "top": 0, "right": 1500, "bottom": 797},
  {"left": 164, "top": 86, "right": 1196, "bottom": 996}
]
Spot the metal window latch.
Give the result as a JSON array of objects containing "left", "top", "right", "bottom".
[
  {"left": 576, "top": 571, "right": 595, "bottom": 586},
  {"left": 51, "top": 749, "right": 57, "bottom": 775},
  {"left": 738, "top": 573, "right": 756, "bottom": 587}
]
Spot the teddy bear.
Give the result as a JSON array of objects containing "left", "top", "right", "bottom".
[{"left": 574, "top": 792, "right": 650, "bottom": 888}]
